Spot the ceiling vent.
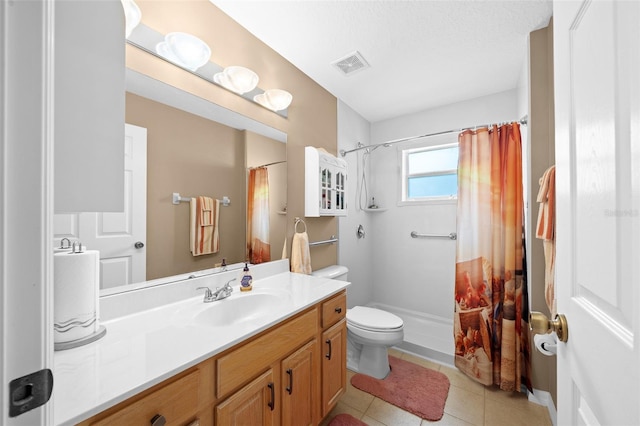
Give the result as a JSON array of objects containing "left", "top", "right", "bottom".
[{"left": 331, "top": 51, "right": 370, "bottom": 76}]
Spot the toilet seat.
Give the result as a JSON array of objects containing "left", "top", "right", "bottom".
[{"left": 347, "top": 306, "right": 403, "bottom": 332}]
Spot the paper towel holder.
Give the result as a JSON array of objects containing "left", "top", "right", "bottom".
[
  {"left": 530, "top": 311, "right": 569, "bottom": 342},
  {"left": 54, "top": 326, "right": 106, "bottom": 351}
]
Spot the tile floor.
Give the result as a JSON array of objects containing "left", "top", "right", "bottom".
[{"left": 321, "top": 348, "right": 553, "bottom": 426}]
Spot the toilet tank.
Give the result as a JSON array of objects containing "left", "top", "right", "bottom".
[{"left": 311, "top": 265, "right": 348, "bottom": 281}]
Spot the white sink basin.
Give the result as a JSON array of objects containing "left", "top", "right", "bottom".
[{"left": 192, "top": 292, "right": 287, "bottom": 327}]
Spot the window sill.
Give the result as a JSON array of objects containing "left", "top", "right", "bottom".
[{"left": 397, "top": 198, "right": 457, "bottom": 207}]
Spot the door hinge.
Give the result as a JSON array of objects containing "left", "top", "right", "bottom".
[{"left": 9, "top": 369, "right": 53, "bottom": 417}]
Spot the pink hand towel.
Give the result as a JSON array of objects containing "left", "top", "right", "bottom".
[{"left": 190, "top": 196, "right": 220, "bottom": 256}]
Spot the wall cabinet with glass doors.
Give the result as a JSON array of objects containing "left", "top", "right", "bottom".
[{"left": 305, "top": 146, "right": 348, "bottom": 217}]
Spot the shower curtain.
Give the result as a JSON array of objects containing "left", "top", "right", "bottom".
[
  {"left": 453, "top": 123, "right": 532, "bottom": 392},
  {"left": 247, "top": 167, "right": 271, "bottom": 264}
]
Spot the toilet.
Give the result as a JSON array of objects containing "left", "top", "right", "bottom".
[{"left": 312, "top": 265, "right": 404, "bottom": 379}]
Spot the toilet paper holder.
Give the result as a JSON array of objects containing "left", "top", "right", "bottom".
[{"left": 534, "top": 333, "right": 558, "bottom": 356}]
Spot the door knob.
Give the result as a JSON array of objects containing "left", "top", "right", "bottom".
[
  {"left": 134, "top": 241, "right": 144, "bottom": 249},
  {"left": 529, "top": 311, "right": 569, "bottom": 342}
]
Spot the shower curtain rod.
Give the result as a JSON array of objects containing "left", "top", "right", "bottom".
[
  {"left": 250, "top": 160, "right": 286, "bottom": 169},
  {"left": 339, "top": 115, "right": 528, "bottom": 157}
]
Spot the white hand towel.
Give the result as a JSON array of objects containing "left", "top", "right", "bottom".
[{"left": 291, "top": 231, "right": 312, "bottom": 274}]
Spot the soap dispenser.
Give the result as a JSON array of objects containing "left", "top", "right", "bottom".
[{"left": 240, "top": 262, "right": 253, "bottom": 292}]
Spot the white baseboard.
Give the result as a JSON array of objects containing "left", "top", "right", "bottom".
[{"left": 529, "top": 388, "right": 557, "bottom": 426}]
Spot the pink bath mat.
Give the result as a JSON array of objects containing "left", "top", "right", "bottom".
[
  {"left": 350, "top": 355, "right": 450, "bottom": 421},
  {"left": 327, "top": 413, "right": 368, "bottom": 426}
]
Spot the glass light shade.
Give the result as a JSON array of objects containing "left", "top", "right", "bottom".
[
  {"left": 213, "top": 66, "right": 259, "bottom": 94},
  {"left": 254, "top": 89, "right": 293, "bottom": 111},
  {"left": 121, "top": 0, "right": 141, "bottom": 38},
  {"left": 156, "top": 32, "right": 211, "bottom": 71}
]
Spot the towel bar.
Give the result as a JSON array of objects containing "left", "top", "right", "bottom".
[
  {"left": 172, "top": 192, "right": 230, "bottom": 206},
  {"left": 410, "top": 231, "right": 457, "bottom": 240},
  {"left": 309, "top": 236, "right": 338, "bottom": 247}
]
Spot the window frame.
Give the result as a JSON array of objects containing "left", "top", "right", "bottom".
[{"left": 398, "top": 139, "right": 459, "bottom": 206}]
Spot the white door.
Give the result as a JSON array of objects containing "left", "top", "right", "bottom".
[
  {"left": 554, "top": 1, "right": 640, "bottom": 425},
  {"left": 54, "top": 124, "right": 147, "bottom": 289},
  {"left": 1, "top": 1, "right": 53, "bottom": 424}
]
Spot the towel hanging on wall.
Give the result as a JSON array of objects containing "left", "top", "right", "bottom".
[
  {"left": 190, "top": 196, "right": 220, "bottom": 256},
  {"left": 536, "top": 165, "right": 556, "bottom": 317},
  {"left": 291, "top": 218, "right": 312, "bottom": 274}
]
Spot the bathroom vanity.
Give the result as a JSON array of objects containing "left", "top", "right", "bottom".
[{"left": 53, "top": 265, "right": 348, "bottom": 425}]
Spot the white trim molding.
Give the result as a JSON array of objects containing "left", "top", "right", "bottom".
[{"left": 529, "top": 389, "right": 557, "bottom": 426}]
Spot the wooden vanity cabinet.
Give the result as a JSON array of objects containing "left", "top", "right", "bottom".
[
  {"left": 215, "top": 369, "right": 277, "bottom": 426},
  {"left": 78, "top": 359, "right": 214, "bottom": 426},
  {"left": 281, "top": 340, "right": 319, "bottom": 426},
  {"left": 78, "top": 290, "right": 347, "bottom": 426},
  {"left": 320, "top": 292, "right": 347, "bottom": 417},
  {"left": 321, "top": 320, "right": 347, "bottom": 417}
]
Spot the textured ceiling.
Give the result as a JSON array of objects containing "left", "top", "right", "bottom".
[{"left": 211, "top": 1, "right": 553, "bottom": 123}]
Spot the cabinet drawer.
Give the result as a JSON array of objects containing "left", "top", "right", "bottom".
[
  {"left": 91, "top": 369, "right": 200, "bottom": 425},
  {"left": 321, "top": 291, "right": 346, "bottom": 329},
  {"left": 217, "top": 308, "right": 318, "bottom": 398}
]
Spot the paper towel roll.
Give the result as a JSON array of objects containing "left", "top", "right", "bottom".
[
  {"left": 54, "top": 250, "right": 99, "bottom": 344},
  {"left": 534, "top": 333, "right": 558, "bottom": 356}
]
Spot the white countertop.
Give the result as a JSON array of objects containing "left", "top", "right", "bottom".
[{"left": 52, "top": 271, "right": 349, "bottom": 425}]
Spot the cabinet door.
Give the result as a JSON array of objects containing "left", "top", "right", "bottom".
[
  {"left": 88, "top": 370, "right": 200, "bottom": 426},
  {"left": 54, "top": 0, "right": 125, "bottom": 213},
  {"left": 282, "top": 340, "right": 318, "bottom": 426},
  {"left": 321, "top": 319, "right": 347, "bottom": 417},
  {"left": 334, "top": 169, "right": 347, "bottom": 214},
  {"left": 216, "top": 369, "right": 277, "bottom": 426}
]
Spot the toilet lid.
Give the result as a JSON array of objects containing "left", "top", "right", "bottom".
[{"left": 347, "top": 306, "right": 403, "bottom": 331}]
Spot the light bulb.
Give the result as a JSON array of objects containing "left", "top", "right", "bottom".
[
  {"left": 213, "top": 66, "right": 259, "bottom": 94},
  {"left": 121, "top": 0, "right": 141, "bottom": 38},
  {"left": 254, "top": 89, "right": 293, "bottom": 111},
  {"left": 156, "top": 32, "right": 211, "bottom": 71}
]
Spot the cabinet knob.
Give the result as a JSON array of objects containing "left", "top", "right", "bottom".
[
  {"left": 150, "top": 414, "right": 166, "bottom": 426},
  {"left": 334, "top": 307, "right": 342, "bottom": 314}
]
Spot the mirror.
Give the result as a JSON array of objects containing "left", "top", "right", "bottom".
[{"left": 54, "top": 67, "right": 287, "bottom": 296}]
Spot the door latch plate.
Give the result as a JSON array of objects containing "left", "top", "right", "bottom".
[{"left": 9, "top": 369, "right": 53, "bottom": 417}]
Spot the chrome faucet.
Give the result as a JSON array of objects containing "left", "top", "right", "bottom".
[{"left": 197, "top": 279, "right": 235, "bottom": 303}]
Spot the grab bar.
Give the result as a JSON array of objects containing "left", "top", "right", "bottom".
[
  {"left": 410, "top": 231, "right": 457, "bottom": 240},
  {"left": 309, "top": 235, "right": 338, "bottom": 247}
]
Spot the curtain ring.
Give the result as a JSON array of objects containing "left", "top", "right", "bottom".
[{"left": 294, "top": 217, "right": 307, "bottom": 233}]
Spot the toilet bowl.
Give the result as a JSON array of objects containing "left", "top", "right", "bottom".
[{"left": 312, "top": 265, "right": 404, "bottom": 379}]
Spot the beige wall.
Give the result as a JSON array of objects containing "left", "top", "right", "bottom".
[
  {"left": 126, "top": 92, "right": 246, "bottom": 279},
  {"left": 528, "top": 20, "right": 557, "bottom": 405},
  {"left": 128, "top": 1, "right": 338, "bottom": 271}
]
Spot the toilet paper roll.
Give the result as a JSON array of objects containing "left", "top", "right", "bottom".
[
  {"left": 534, "top": 333, "right": 557, "bottom": 356},
  {"left": 54, "top": 250, "right": 99, "bottom": 344}
]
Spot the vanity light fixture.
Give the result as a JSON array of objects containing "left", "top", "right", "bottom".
[
  {"left": 156, "top": 32, "right": 211, "bottom": 72},
  {"left": 127, "top": 22, "right": 292, "bottom": 116},
  {"left": 213, "top": 66, "right": 259, "bottom": 95},
  {"left": 121, "top": 0, "right": 141, "bottom": 38},
  {"left": 254, "top": 89, "right": 293, "bottom": 112}
]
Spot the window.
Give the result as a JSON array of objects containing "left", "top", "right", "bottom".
[{"left": 400, "top": 143, "right": 459, "bottom": 204}]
